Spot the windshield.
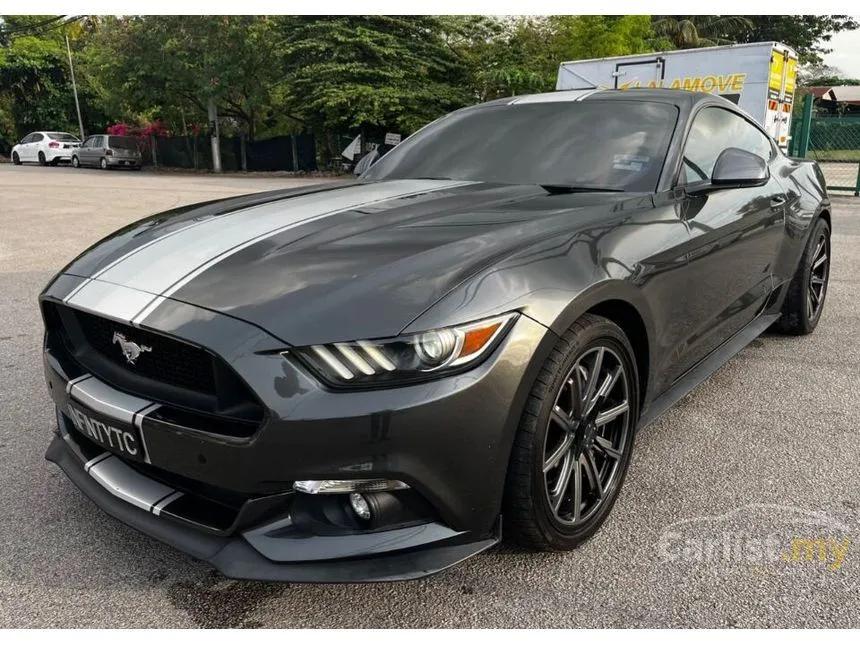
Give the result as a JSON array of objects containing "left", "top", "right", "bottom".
[
  {"left": 108, "top": 136, "right": 139, "bottom": 150},
  {"left": 362, "top": 100, "right": 678, "bottom": 192},
  {"left": 48, "top": 132, "right": 80, "bottom": 142}
]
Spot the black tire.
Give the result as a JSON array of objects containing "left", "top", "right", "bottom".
[
  {"left": 773, "top": 217, "right": 831, "bottom": 335},
  {"left": 71, "top": 155, "right": 80, "bottom": 168},
  {"left": 38, "top": 151, "right": 47, "bottom": 166},
  {"left": 504, "top": 313, "right": 639, "bottom": 551},
  {"left": 12, "top": 152, "right": 21, "bottom": 165},
  {"left": 100, "top": 157, "right": 108, "bottom": 170}
]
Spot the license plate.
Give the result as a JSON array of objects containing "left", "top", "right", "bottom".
[{"left": 66, "top": 401, "right": 147, "bottom": 462}]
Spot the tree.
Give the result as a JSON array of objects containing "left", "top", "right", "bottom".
[
  {"left": 81, "top": 16, "right": 286, "bottom": 139},
  {"left": 0, "top": 15, "right": 109, "bottom": 148},
  {"left": 726, "top": 15, "right": 859, "bottom": 65},
  {"left": 441, "top": 16, "right": 662, "bottom": 102},
  {"left": 651, "top": 16, "right": 753, "bottom": 48},
  {"left": 0, "top": 17, "right": 79, "bottom": 140},
  {"left": 277, "top": 15, "right": 471, "bottom": 158},
  {"left": 797, "top": 63, "right": 860, "bottom": 87}
]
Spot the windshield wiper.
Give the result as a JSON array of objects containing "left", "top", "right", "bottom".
[{"left": 540, "top": 185, "right": 625, "bottom": 195}]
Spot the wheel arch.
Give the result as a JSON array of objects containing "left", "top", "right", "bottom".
[
  {"left": 547, "top": 282, "right": 656, "bottom": 408},
  {"left": 585, "top": 299, "right": 650, "bottom": 411}
]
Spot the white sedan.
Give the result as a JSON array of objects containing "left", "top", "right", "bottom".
[{"left": 11, "top": 131, "right": 81, "bottom": 166}]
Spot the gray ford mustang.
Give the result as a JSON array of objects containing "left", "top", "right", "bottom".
[{"left": 41, "top": 89, "right": 830, "bottom": 582}]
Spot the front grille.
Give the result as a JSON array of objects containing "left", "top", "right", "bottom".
[
  {"left": 74, "top": 309, "right": 215, "bottom": 394},
  {"left": 43, "top": 301, "right": 264, "bottom": 431}
]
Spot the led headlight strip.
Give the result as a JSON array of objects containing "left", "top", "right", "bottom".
[{"left": 289, "top": 312, "right": 517, "bottom": 386}]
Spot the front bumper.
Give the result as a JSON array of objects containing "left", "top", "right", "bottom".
[
  {"left": 46, "top": 430, "right": 499, "bottom": 582},
  {"left": 41, "top": 279, "right": 554, "bottom": 581}
]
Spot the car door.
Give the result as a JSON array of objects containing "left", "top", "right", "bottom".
[
  {"left": 16, "top": 133, "right": 33, "bottom": 161},
  {"left": 91, "top": 135, "right": 106, "bottom": 164},
  {"left": 79, "top": 136, "right": 95, "bottom": 165},
  {"left": 670, "top": 106, "right": 787, "bottom": 380},
  {"left": 30, "top": 133, "right": 46, "bottom": 161},
  {"left": 22, "top": 133, "right": 40, "bottom": 161}
]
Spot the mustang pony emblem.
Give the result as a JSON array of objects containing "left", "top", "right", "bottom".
[{"left": 112, "top": 331, "right": 152, "bottom": 365}]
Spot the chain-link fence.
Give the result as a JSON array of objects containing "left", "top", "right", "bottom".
[{"left": 790, "top": 98, "right": 860, "bottom": 195}]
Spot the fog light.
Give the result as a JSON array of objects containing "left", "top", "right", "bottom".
[
  {"left": 349, "top": 493, "right": 372, "bottom": 521},
  {"left": 293, "top": 478, "right": 409, "bottom": 494}
]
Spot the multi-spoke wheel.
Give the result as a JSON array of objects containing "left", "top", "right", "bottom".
[
  {"left": 807, "top": 233, "right": 829, "bottom": 322},
  {"left": 543, "top": 346, "right": 631, "bottom": 526},
  {"left": 505, "top": 313, "right": 639, "bottom": 550},
  {"left": 775, "top": 217, "right": 831, "bottom": 336}
]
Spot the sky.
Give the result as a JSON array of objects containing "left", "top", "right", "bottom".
[{"left": 822, "top": 17, "right": 860, "bottom": 78}]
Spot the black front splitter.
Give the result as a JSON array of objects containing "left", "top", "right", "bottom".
[{"left": 46, "top": 435, "right": 499, "bottom": 583}]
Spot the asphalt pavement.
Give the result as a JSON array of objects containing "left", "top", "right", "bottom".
[{"left": 0, "top": 163, "right": 858, "bottom": 628}]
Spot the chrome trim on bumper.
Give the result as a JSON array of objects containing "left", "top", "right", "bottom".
[
  {"left": 87, "top": 454, "right": 179, "bottom": 512},
  {"left": 69, "top": 376, "right": 157, "bottom": 425}
]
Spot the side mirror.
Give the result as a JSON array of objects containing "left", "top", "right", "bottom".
[{"left": 710, "top": 147, "right": 769, "bottom": 188}]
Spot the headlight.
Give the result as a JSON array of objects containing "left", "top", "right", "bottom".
[{"left": 288, "top": 312, "right": 517, "bottom": 387}]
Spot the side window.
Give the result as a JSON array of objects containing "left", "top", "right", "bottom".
[
  {"left": 20, "top": 134, "right": 34, "bottom": 144},
  {"left": 31, "top": 133, "right": 44, "bottom": 143},
  {"left": 679, "top": 107, "right": 773, "bottom": 185},
  {"left": 91, "top": 136, "right": 101, "bottom": 148}
]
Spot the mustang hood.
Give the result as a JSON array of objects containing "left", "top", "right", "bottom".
[{"left": 60, "top": 179, "right": 635, "bottom": 346}]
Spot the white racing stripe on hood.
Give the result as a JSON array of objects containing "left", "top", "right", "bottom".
[{"left": 64, "top": 179, "right": 472, "bottom": 323}]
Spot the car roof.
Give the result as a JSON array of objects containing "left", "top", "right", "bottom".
[{"left": 479, "top": 88, "right": 724, "bottom": 111}]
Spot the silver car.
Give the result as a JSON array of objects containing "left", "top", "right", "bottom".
[{"left": 72, "top": 135, "right": 142, "bottom": 170}]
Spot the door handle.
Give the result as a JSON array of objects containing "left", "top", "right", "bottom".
[{"left": 770, "top": 196, "right": 787, "bottom": 211}]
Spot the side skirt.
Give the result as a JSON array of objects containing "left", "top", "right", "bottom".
[{"left": 640, "top": 313, "right": 781, "bottom": 428}]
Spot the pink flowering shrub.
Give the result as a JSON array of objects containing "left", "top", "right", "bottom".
[{"left": 106, "top": 121, "right": 172, "bottom": 142}]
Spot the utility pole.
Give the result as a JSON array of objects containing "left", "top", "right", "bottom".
[
  {"left": 208, "top": 94, "right": 222, "bottom": 173},
  {"left": 65, "top": 34, "right": 85, "bottom": 141}
]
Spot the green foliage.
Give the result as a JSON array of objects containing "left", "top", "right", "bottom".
[
  {"left": 0, "top": 34, "right": 72, "bottom": 136},
  {"left": 651, "top": 16, "right": 754, "bottom": 48},
  {"left": 803, "top": 76, "right": 860, "bottom": 87},
  {"left": 81, "top": 16, "right": 288, "bottom": 138},
  {"left": 277, "top": 16, "right": 470, "bottom": 134},
  {"left": 0, "top": 15, "right": 109, "bottom": 148},
  {"left": 443, "top": 16, "right": 661, "bottom": 101},
  {"left": 727, "top": 15, "right": 859, "bottom": 65},
  {"left": 653, "top": 16, "right": 860, "bottom": 65},
  {"left": 551, "top": 15, "right": 656, "bottom": 60},
  {"left": 2, "top": 13, "right": 857, "bottom": 161}
]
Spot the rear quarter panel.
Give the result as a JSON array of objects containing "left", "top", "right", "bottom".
[{"left": 772, "top": 155, "right": 830, "bottom": 285}]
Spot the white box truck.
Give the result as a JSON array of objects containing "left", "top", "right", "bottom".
[{"left": 556, "top": 42, "right": 798, "bottom": 149}]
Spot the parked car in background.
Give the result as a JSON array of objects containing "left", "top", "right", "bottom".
[
  {"left": 72, "top": 135, "right": 142, "bottom": 170},
  {"left": 11, "top": 132, "right": 81, "bottom": 166}
]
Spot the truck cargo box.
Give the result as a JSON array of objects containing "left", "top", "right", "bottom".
[{"left": 556, "top": 42, "right": 798, "bottom": 149}]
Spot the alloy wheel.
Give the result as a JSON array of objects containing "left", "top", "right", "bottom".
[
  {"left": 543, "top": 345, "right": 632, "bottom": 526},
  {"left": 807, "top": 232, "right": 829, "bottom": 321}
]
